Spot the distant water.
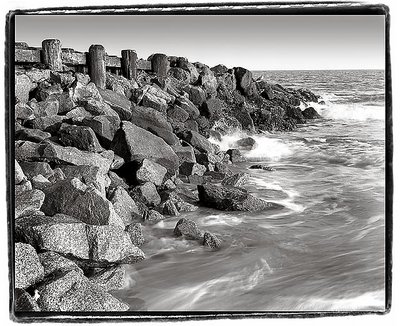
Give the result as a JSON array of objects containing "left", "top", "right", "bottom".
[{"left": 114, "top": 70, "right": 386, "bottom": 312}]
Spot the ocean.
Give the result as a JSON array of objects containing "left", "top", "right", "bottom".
[{"left": 114, "top": 70, "right": 386, "bottom": 311}]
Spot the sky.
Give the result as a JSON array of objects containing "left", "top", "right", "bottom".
[{"left": 14, "top": 15, "right": 385, "bottom": 70}]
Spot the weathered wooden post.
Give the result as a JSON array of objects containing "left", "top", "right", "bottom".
[
  {"left": 42, "top": 39, "right": 62, "bottom": 71},
  {"left": 121, "top": 50, "right": 137, "bottom": 80},
  {"left": 151, "top": 53, "right": 169, "bottom": 79},
  {"left": 88, "top": 44, "right": 106, "bottom": 89}
]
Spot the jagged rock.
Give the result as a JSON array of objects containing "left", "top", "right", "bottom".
[
  {"left": 234, "top": 137, "right": 256, "bottom": 150},
  {"left": 19, "top": 161, "right": 53, "bottom": 180},
  {"left": 162, "top": 179, "right": 177, "bottom": 190},
  {"left": 175, "top": 97, "right": 200, "bottom": 119},
  {"left": 132, "top": 182, "right": 161, "bottom": 206},
  {"left": 25, "top": 68, "right": 51, "bottom": 83},
  {"left": 168, "top": 67, "right": 190, "bottom": 83},
  {"left": 39, "top": 251, "right": 83, "bottom": 276},
  {"left": 131, "top": 105, "right": 172, "bottom": 132},
  {"left": 298, "top": 88, "right": 319, "bottom": 102},
  {"left": 204, "top": 170, "right": 227, "bottom": 181},
  {"left": 198, "top": 184, "right": 280, "bottom": 211},
  {"left": 84, "top": 99, "right": 120, "bottom": 118},
  {"left": 99, "top": 88, "right": 132, "bottom": 120},
  {"left": 286, "top": 106, "right": 306, "bottom": 124},
  {"left": 16, "top": 214, "right": 90, "bottom": 259},
  {"left": 222, "top": 172, "right": 249, "bottom": 187},
  {"left": 15, "top": 127, "right": 52, "bottom": 142},
  {"left": 58, "top": 123, "right": 103, "bottom": 152},
  {"left": 178, "top": 130, "right": 215, "bottom": 154},
  {"left": 172, "top": 145, "right": 196, "bottom": 164},
  {"left": 15, "top": 189, "right": 45, "bottom": 218},
  {"left": 48, "top": 168, "right": 66, "bottom": 183},
  {"left": 185, "top": 119, "right": 199, "bottom": 132},
  {"left": 173, "top": 218, "right": 203, "bottom": 240},
  {"left": 15, "top": 160, "right": 26, "bottom": 184},
  {"left": 15, "top": 179, "right": 33, "bottom": 193},
  {"left": 39, "top": 141, "right": 114, "bottom": 173},
  {"left": 15, "top": 102, "right": 35, "bottom": 120},
  {"left": 231, "top": 108, "right": 255, "bottom": 132},
  {"left": 15, "top": 243, "right": 45, "bottom": 289},
  {"left": 14, "top": 288, "right": 41, "bottom": 312},
  {"left": 89, "top": 266, "right": 126, "bottom": 292},
  {"left": 141, "top": 92, "right": 168, "bottom": 113},
  {"left": 111, "top": 121, "right": 179, "bottom": 174},
  {"left": 136, "top": 159, "right": 167, "bottom": 186},
  {"left": 108, "top": 171, "right": 129, "bottom": 191},
  {"left": 36, "top": 82, "right": 63, "bottom": 101},
  {"left": 185, "top": 85, "right": 206, "bottom": 107},
  {"left": 147, "top": 125, "right": 180, "bottom": 146},
  {"left": 302, "top": 107, "right": 322, "bottom": 119},
  {"left": 57, "top": 92, "right": 76, "bottom": 114},
  {"left": 15, "top": 73, "right": 35, "bottom": 103},
  {"left": 177, "top": 58, "right": 199, "bottom": 84},
  {"left": 126, "top": 223, "right": 145, "bottom": 247},
  {"left": 203, "top": 232, "right": 222, "bottom": 249},
  {"left": 195, "top": 152, "right": 224, "bottom": 166},
  {"left": 211, "top": 64, "right": 229, "bottom": 75},
  {"left": 26, "top": 115, "right": 67, "bottom": 133},
  {"left": 80, "top": 115, "right": 120, "bottom": 148},
  {"left": 179, "top": 162, "right": 207, "bottom": 176},
  {"left": 14, "top": 141, "right": 40, "bottom": 162},
  {"left": 65, "top": 106, "right": 93, "bottom": 119},
  {"left": 109, "top": 186, "right": 140, "bottom": 226},
  {"left": 196, "top": 63, "right": 218, "bottom": 97},
  {"left": 34, "top": 95, "right": 59, "bottom": 117},
  {"left": 226, "top": 148, "right": 246, "bottom": 163},
  {"left": 36, "top": 270, "right": 129, "bottom": 311},
  {"left": 186, "top": 175, "right": 212, "bottom": 185},
  {"left": 50, "top": 71, "right": 75, "bottom": 87},
  {"left": 143, "top": 209, "right": 164, "bottom": 222},
  {"left": 57, "top": 165, "right": 109, "bottom": 197},
  {"left": 201, "top": 98, "right": 224, "bottom": 120},
  {"left": 71, "top": 81, "right": 102, "bottom": 104},
  {"left": 168, "top": 105, "right": 189, "bottom": 122},
  {"left": 31, "top": 174, "right": 52, "bottom": 190},
  {"left": 41, "top": 178, "right": 124, "bottom": 227},
  {"left": 249, "top": 164, "right": 275, "bottom": 171},
  {"left": 234, "top": 67, "right": 257, "bottom": 97},
  {"left": 162, "top": 199, "right": 180, "bottom": 216},
  {"left": 110, "top": 154, "right": 125, "bottom": 170}
]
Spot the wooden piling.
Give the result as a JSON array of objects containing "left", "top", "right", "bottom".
[
  {"left": 88, "top": 45, "right": 106, "bottom": 89},
  {"left": 151, "top": 53, "right": 169, "bottom": 79},
  {"left": 121, "top": 50, "right": 137, "bottom": 80},
  {"left": 42, "top": 39, "right": 62, "bottom": 71}
]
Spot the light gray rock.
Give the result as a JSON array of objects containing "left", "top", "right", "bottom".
[
  {"left": 173, "top": 218, "right": 203, "bottom": 240},
  {"left": 221, "top": 172, "right": 249, "bottom": 187},
  {"left": 15, "top": 160, "right": 25, "bottom": 184},
  {"left": 126, "top": 222, "right": 145, "bottom": 247},
  {"left": 39, "top": 251, "right": 83, "bottom": 276},
  {"left": 136, "top": 159, "right": 167, "bottom": 186},
  {"left": 15, "top": 242, "right": 45, "bottom": 289},
  {"left": 89, "top": 266, "right": 126, "bottom": 292},
  {"left": 31, "top": 174, "right": 52, "bottom": 190},
  {"left": 109, "top": 186, "right": 140, "bottom": 226},
  {"left": 15, "top": 189, "right": 45, "bottom": 218}
]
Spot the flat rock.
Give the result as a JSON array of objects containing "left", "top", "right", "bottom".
[
  {"left": 41, "top": 178, "right": 124, "bottom": 228},
  {"left": 136, "top": 159, "right": 167, "bottom": 186},
  {"left": 15, "top": 242, "right": 45, "bottom": 289},
  {"left": 15, "top": 189, "right": 45, "bottom": 218},
  {"left": 249, "top": 164, "right": 275, "bottom": 171},
  {"left": 198, "top": 183, "right": 280, "bottom": 211},
  {"left": 111, "top": 121, "right": 179, "bottom": 174}
]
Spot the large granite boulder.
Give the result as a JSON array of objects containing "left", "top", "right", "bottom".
[
  {"left": 109, "top": 186, "right": 141, "bottom": 226},
  {"left": 15, "top": 243, "right": 45, "bottom": 289},
  {"left": 39, "top": 251, "right": 83, "bottom": 276},
  {"left": 99, "top": 88, "right": 132, "bottom": 120},
  {"left": 15, "top": 73, "right": 35, "bottom": 104},
  {"left": 175, "top": 97, "right": 200, "bottom": 119},
  {"left": 185, "top": 85, "right": 206, "bottom": 107},
  {"left": 88, "top": 266, "right": 126, "bottom": 292},
  {"left": 41, "top": 178, "right": 124, "bottom": 227},
  {"left": 126, "top": 222, "right": 145, "bottom": 247},
  {"left": 136, "top": 159, "right": 167, "bottom": 186},
  {"left": 173, "top": 218, "right": 203, "bottom": 240},
  {"left": 172, "top": 145, "right": 196, "bottom": 164},
  {"left": 110, "top": 121, "right": 179, "bottom": 174},
  {"left": 221, "top": 172, "right": 249, "bottom": 187},
  {"left": 197, "top": 184, "right": 280, "bottom": 211},
  {"left": 80, "top": 115, "right": 120, "bottom": 148},
  {"left": 131, "top": 105, "right": 172, "bottom": 132},
  {"left": 302, "top": 107, "right": 322, "bottom": 119},
  {"left": 15, "top": 189, "right": 45, "bottom": 218},
  {"left": 203, "top": 232, "right": 222, "bottom": 249},
  {"left": 178, "top": 130, "right": 215, "bottom": 154},
  {"left": 58, "top": 123, "right": 103, "bottom": 152},
  {"left": 15, "top": 127, "right": 52, "bottom": 143}
]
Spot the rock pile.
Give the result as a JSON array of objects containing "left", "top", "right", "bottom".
[{"left": 13, "top": 52, "right": 320, "bottom": 311}]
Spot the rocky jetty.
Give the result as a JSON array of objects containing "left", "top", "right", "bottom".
[{"left": 13, "top": 39, "right": 320, "bottom": 312}]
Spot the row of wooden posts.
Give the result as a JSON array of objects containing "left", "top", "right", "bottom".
[{"left": 39, "top": 39, "right": 169, "bottom": 89}]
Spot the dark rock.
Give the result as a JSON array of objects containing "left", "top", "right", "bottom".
[
  {"left": 136, "top": 159, "right": 167, "bottom": 186},
  {"left": 249, "top": 164, "right": 276, "bottom": 171},
  {"left": 173, "top": 218, "right": 203, "bottom": 240},
  {"left": 15, "top": 189, "right": 45, "bottom": 218},
  {"left": 198, "top": 184, "right": 280, "bottom": 211},
  {"left": 168, "top": 105, "right": 189, "bottom": 122},
  {"left": 221, "top": 172, "right": 249, "bottom": 187},
  {"left": 111, "top": 121, "right": 179, "bottom": 174},
  {"left": 108, "top": 171, "right": 129, "bottom": 191},
  {"left": 36, "top": 270, "right": 129, "bottom": 311},
  {"left": 15, "top": 288, "right": 41, "bottom": 312},
  {"left": 41, "top": 178, "right": 124, "bottom": 228},
  {"left": 186, "top": 85, "right": 206, "bottom": 107},
  {"left": 15, "top": 140, "right": 40, "bottom": 162},
  {"left": 201, "top": 98, "right": 224, "bottom": 119},
  {"left": 302, "top": 107, "right": 322, "bottom": 119},
  {"left": 178, "top": 130, "right": 215, "bottom": 154},
  {"left": 99, "top": 88, "right": 132, "bottom": 120},
  {"left": 172, "top": 145, "right": 196, "bottom": 164},
  {"left": 126, "top": 223, "right": 145, "bottom": 247},
  {"left": 80, "top": 115, "right": 120, "bottom": 148},
  {"left": 196, "top": 63, "right": 218, "bottom": 97},
  {"left": 15, "top": 128, "right": 52, "bottom": 142},
  {"left": 179, "top": 162, "right": 207, "bottom": 176},
  {"left": 231, "top": 108, "right": 255, "bottom": 132},
  {"left": 109, "top": 186, "right": 141, "bottom": 226},
  {"left": 211, "top": 64, "right": 228, "bottom": 75},
  {"left": 234, "top": 137, "right": 256, "bottom": 150},
  {"left": 226, "top": 148, "right": 246, "bottom": 163},
  {"left": 184, "top": 119, "right": 199, "bottom": 132},
  {"left": 132, "top": 182, "right": 161, "bottom": 206},
  {"left": 203, "top": 232, "right": 222, "bottom": 249},
  {"left": 162, "top": 199, "right": 180, "bottom": 216},
  {"left": 58, "top": 123, "right": 103, "bottom": 152},
  {"left": 147, "top": 125, "right": 180, "bottom": 146},
  {"left": 89, "top": 266, "right": 126, "bottom": 292},
  {"left": 143, "top": 209, "right": 164, "bottom": 223},
  {"left": 26, "top": 115, "right": 67, "bottom": 133},
  {"left": 168, "top": 67, "right": 190, "bottom": 83},
  {"left": 204, "top": 171, "right": 227, "bottom": 181},
  {"left": 187, "top": 175, "right": 212, "bottom": 185},
  {"left": 286, "top": 106, "right": 306, "bottom": 123},
  {"left": 20, "top": 162, "right": 53, "bottom": 180},
  {"left": 15, "top": 243, "right": 45, "bottom": 289},
  {"left": 318, "top": 100, "right": 326, "bottom": 105},
  {"left": 234, "top": 67, "right": 257, "bottom": 97}
]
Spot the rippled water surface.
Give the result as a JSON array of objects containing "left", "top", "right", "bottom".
[{"left": 114, "top": 70, "right": 386, "bottom": 311}]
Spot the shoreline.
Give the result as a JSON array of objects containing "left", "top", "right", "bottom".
[{"left": 13, "top": 39, "right": 323, "bottom": 312}]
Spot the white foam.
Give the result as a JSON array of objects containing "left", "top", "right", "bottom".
[{"left": 197, "top": 214, "right": 242, "bottom": 227}]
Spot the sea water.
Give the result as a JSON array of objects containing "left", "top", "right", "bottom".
[{"left": 114, "top": 70, "right": 386, "bottom": 312}]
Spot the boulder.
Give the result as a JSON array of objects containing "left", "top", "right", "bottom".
[
  {"left": 31, "top": 174, "right": 52, "bottom": 190},
  {"left": 99, "top": 88, "right": 132, "bottom": 120},
  {"left": 15, "top": 189, "right": 45, "bottom": 218},
  {"left": 110, "top": 121, "right": 179, "bottom": 174},
  {"left": 221, "top": 172, "right": 249, "bottom": 187},
  {"left": 198, "top": 184, "right": 280, "bottom": 211},
  {"left": 179, "top": 162, "right": 206, "bottom": 176},
  {"left": 185, "top": 119, "right": 199, "bottom": 132},
  {"left": 302, "top": 107, "right": 322, "bottom": 119},
  {"left": 136, "top": 159, "right": 167, "bottom": 186},
  {"left": 71, "top": 81, "right": 102, "bottom": 104},
  {"left": 178, "top": 130, "right": 215, "bottom": 154},
  {"left": 234, "top": 67, "right": 257, "bottom": 97},
  {"left": 41, "top": 178, "right": 124, "bottom": 228},
  {"left": 141, "top": 92, "right": 168, "bottom": 113},
  {"left": 15, "top": 179, "right": 33, "bottom": 193},
  {"left": 15, "top": 128, "right": 52, "bottom": 142},
  {"left": 108, "top": 171, "right": 129, "bottom": 191},
  {"left": 36, "top": 270, "right": 129, "bottom": 311},
  {"left": 201, "top": 98, "right": 224, "bottom": 119},
  {"left": 126, "top": 222, "right": 145, "bottom": 247},
  {"left": 286, "top": 106, "right": 306, "bottom": 123},
  {"left": 80, "top": 115, "right": 120, "bottom": 148},
  {"left": 196, "top": 63, "right": 218, "bottom": 97},
  {"left": 14, "top": 288, "right": 41, "bottom": 312},
  {"left": 172, "top": 145, "right": 196, "bottom": 164},
  {"left": 15, "top": 160, "right": 26, "bottom": 184},
  {"left": 110, "top": 154, "right": 125, "bottom": 170},
  {"left": 168, "top": 67, "right": 191, "bottom": 83},
  {"left": 33, "top": 95, "right": 59, "bottom": 117},
  {"left": 14, "top": 141, "right": 40, "bottom": 162},
  {"left": 25, "top": 68, "right": 51, "bottom": 83},
  {"left": 185, "top": 85, "right": 206, "bottom": 107},
  {"left": 143, "top": 210, "right": 164, "bottom": 223},
  {"left": 109, "top": 186, "right": 141, "bottom": 226},
  {"left": 26, "top": 115, "right": 66, "bottom": 133},
  {"left": 57, "top": 92, "right": 76, "bottom": 114},
  {"left": 48, "top": 168, "right": 66, "bottom": 183},
  {"left": 249, "top": 164, "right": 275, "bottom": 171},
  {"left": 65, "top": 106, "right": 93, "bottom": 119},
  {"left": 147, "top": 125, "right": 180, "bottom": 146},
  {"left": 58, "top": 123, "right": 103, "bottom": 152},
  {"left": 131, "top": 105, "right": 173, "bottom": 132},
  {"left": 15, "top": 73, "right": 35, "bottom": 103},
  {"left": 15, "top": 102, "right": 35, "bottom": 120},
  {"left": 39, "top": 251, "right": 83, "bottom": 276},
  {"left": 132, "top": 182, "right": 161, "bottom": 206},
  {"left": 89, "top": 266, "right": 126, "bottom": 292},
  {"left": 211, "top": 64, "right": 229, "bottom": 75},
  {"left": 226, "top": 148, "right": 246, "bottom": 163},
  {"left": 173, "top": 218, "right": 203, "bottom": 240},
  {"left": 175, "top": 97, "right": 200, "bottom": 119},
  {"left": 15, "top": 243, "right": 45, "bottom": 289},
  {"left": 36, "top": 82, "right": 63, "bottom": 102},
  {"left": 168, "top": 105, "right": 189, "bottom": 123},
  {"left": 20, "top": 161, "right": 53, "bottom": 180},
  {"left": 203, "top": 232, "right": 222, "bottom": 249},
  {"left": 83, "top": 99, "right": 120, "bottom": 118},
  {"left": 177, "top": 59, "right": 199, "bottom": 84},
  {"left": 234, "top": 137, "right": 256, "bottom": 150},
  {"left": 162, "top": 199, "right": 180, "bottom": 216}
]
